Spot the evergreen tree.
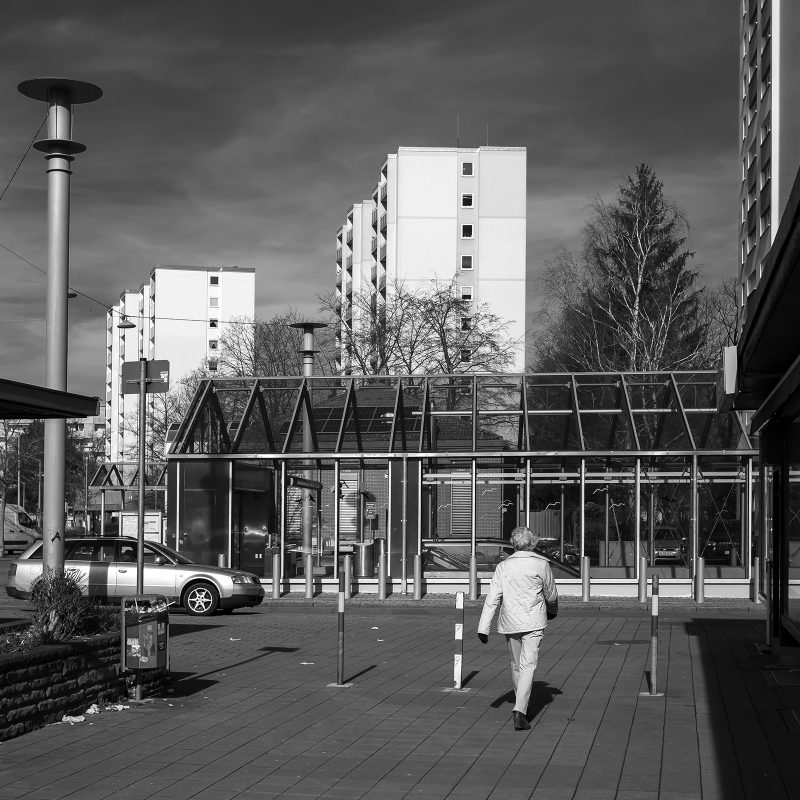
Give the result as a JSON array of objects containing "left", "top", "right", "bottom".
[{"left": 535, "top": 164, "right": 711, "bottom": 372}]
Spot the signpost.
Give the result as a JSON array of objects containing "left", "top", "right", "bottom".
[{"left": 122, "top": 358, "right": 169, "bottom": 702}]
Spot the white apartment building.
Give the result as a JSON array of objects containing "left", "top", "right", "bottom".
[
  {"left": 738, "top": 0, "right": 800, "bottom": 327},
  {"left": 105, "top": 265, "right": 255, "bottom": 460},
  {"left": 336, "top": 146, "right": 527, "bottom": 373}
]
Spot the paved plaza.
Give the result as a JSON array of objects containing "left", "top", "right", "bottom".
[{"left": 0, "top": 593, "right": 797, "bottom": 800}]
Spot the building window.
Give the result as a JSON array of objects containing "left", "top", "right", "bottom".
[
  {"left": 460, "top": 349, "right": 471, "bottom": 363},
  {"left": 462, "top": 162, "right": 473, "bottom": 176},
  {"left": 210, "top": 275, "right": 219, "bottom": 286},
  {"left": 209, "top": 297, "right": 219, "bottom": 308},
  {"left": 460, "top": 286, "right": 473, "bottom": 301},
  {"left": 209, "top": 340, "right": 218, "bottom": 350},
  {"left": 209, "top": 319, "right": 218, "bottom": 329},
  {"left": 461, "top": 193, "right": 473, "bottom": 208},
  {"left": 760, "top": 209, "right": 770, "bottom": 236},
  {"left": 461, "top": 224, "right": 473, "bottom": 239},
  {"left": 208, "top": 359, "right": 218, "bottom": 371},
  {"left": 461, "top": 317, "right": 472, "bottom": 331},
  {"left": 461, "top": 255, "right": 473, "bottom": 270}
]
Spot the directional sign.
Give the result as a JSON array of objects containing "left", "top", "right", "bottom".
[
  {"left": 288, "top": 475, "right": 323, "bottom": 491},
  {"left": 121, "top": 360, "right": 170, "bottom": 394}
]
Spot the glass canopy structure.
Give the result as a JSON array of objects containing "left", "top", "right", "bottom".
[{"left": 164, "top": 372, "right": 758, "bottom": 595}]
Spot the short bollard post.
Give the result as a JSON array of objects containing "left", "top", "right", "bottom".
[
  {"left": 272, "top": 553, "right": 281, "bottom": 599},
  {"left": 343, "top": 553, "right": 352, "bottom": 601},
  {"left": 581, "top": 556, "right": 590, "bottom": 602},
  {"left": 638, "top": 556, "right": 648, "bottom": 603},
  {"left": 413, "top": 554, "right": 422, "bottom": 600},
  {"left": 468, "top": 555, "right": 478, "bottom": 601},
  {"left": 453, "top": 591, "right": 464, "bottom": 689},
  {"left": 378, "top": 540, "right": 387, "bottom": 601},
  {"left": 695, "top": 556, "right": 705, "bottom": 604},
  {"left": 765, "top": 559, "right": 773, "bottom": 649},
  {"left": 336, "top": 569, "right": 346, "bottom": 685},
  {"left": 305, "top": 553, "right": 313, "bottom": 600},
  {"left": 753, "top": 556, "right": 760, "bottom": 604},
  {"left": 649, "top": 574, "right": 660, "bottom": 696}
]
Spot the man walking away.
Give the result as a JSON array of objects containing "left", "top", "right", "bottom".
[{"left": 477, "top": 526, "right": 558, "bottom": 731}]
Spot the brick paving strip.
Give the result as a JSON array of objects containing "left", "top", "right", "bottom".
[{"left": 0, "top": 596, "right": 797, "bottom": 800}]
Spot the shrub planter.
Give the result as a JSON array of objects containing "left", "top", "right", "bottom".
[{"left": 0, "top": 630, "right": 168, "bottom": 742}]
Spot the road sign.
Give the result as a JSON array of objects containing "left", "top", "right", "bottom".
[
  {"left": 121, "top": 360, "right": 170, "bottom": 394},
  {"left": 364, "top": 501, "right": 377, "bottom": 519}
]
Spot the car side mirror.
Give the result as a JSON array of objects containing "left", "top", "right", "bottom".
[{"left": 154, "top": 556, "right": 166, "bottom": 566}]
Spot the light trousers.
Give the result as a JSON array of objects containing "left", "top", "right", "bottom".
[{"left": 505, "top": 629, "right": 543, "bottom": 714}]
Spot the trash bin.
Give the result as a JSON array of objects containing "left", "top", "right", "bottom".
[
  {"left": 121, "top": 595, "right": 169, "bottom": 671},
  {"left": 352, "top": 542, "right": 375, "bottom": 577}
]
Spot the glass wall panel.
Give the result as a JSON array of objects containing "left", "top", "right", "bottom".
[
  {"left": 178, "top": 461, "right": 229, "bottom": 565},
  {"left": 788, "top": 467, "right": 800, "bottom": 624},
  {"left": 699, "top": 456, "right": 746, "bottom": 577}
]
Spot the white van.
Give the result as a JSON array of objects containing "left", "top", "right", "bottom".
[{"left": 2, "top": 505, "right": 42, "bottom": 554}]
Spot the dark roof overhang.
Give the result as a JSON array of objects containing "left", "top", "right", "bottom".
[{"left": 0, "top": 378, "right": 99, "bottom": 420}]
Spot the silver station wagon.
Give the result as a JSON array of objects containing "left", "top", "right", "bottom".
[{"left": 6, "top": 536, "right": 265, "bottom": 616}]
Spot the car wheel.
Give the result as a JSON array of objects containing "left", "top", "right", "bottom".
[{"left": 183, "top": 582, "right": 219, "bottom": 616}]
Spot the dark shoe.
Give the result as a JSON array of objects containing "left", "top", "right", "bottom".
[{"left": 513, "top": 711, "right": 530, "bottom": 731}]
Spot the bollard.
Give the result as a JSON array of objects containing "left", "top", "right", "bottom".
[
  {"left": 694, "top": 557, "right": 705, "bottom": 604},
  {"left": 453, "top": 591, "right": 464, "bottom": 689},
  {"left": 468, "top": 555, "right": 478, "bottom": 601},
  {"left": 336, "top": 569, "right": 345, "bottom": 685},
  {"left": 731, "top": 546, "right": 739, "bottom": 568},
  {"left": 343, "top": 554, "right": 352, "bottom": 601},
  {"left": 378, "top": 540, "right": 387, "bottom": 601},
  {"left": 765, "top": 559, "right": 773, "bottom": 649},
  {"left": 305, "top": 553, "right": 313, "bottom": 599},
  {"left": 753, "top": 556, "right": 760, "bottom": 604},
  {"left": 638, "top": 556, "right": 648, "bottom": 603},
  {"left": 413, "top": 554, "right": 422, "bottom": 600},
  {"left": 649, "top": 574, "right": 660, "bottom": 695},
  {"left": 581, "top": 556, "right": 590, "bottom": 602},
  {"left": 272, "top": 553, "right": 281, "bottom": 599}
]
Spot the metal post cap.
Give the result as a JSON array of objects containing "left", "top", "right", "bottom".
[{"left": 18, "top": 78, "right": 103, "bottom": 103}]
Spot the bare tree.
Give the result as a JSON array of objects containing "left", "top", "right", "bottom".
[{"left": 321, "top": 275, "right": 521, "bottom": 376}]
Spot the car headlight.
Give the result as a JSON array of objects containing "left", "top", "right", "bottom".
[{"left": 231, "top": 574, "right": 256, "bottom": 584}]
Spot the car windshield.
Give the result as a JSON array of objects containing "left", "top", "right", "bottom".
[
  {"left": 148, "top": 541, "right": 195, "bottom": 565},
  {"left": 17, "top": 511, "right": 37, "bottom": 529}
]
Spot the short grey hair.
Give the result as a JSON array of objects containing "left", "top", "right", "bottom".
[{"left": 510, "top": 526, "right": 539, "bottom": 552}]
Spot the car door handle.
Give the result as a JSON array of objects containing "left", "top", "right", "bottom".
[{"left": 118, "top": 569, "right": 128, "bottom": 573}]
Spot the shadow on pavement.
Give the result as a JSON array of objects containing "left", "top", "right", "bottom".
[
  {"left": 527, "top": 682, "right": 563, "bottom": 719},
  {"left": 168, "top": 623, "right": 223, "bottom": 637},
  {"left": 345, "top": 664, "right": 377, "bottom": 683},
  {"left": 167, "top": 671, "right": 218, "bottom": 697}
]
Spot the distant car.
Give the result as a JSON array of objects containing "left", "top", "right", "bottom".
[
  {"left": 421, "top": 537, "right": 581, "bottom": 579},
  {"left": 1, "top": 505, "right": 42, "bottom": 555},
  {"left": 702, "top": 532, "right": 739, "bottom": 565},
  {"left": 6, "top": 536, "right": 264, "bottom": 616}
]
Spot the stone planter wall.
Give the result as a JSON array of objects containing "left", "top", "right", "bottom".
[{"left": 0, "top": 631, "right": 168, "bottom": 742}]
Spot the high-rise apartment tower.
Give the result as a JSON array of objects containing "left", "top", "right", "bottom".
[
  {"left": 335, "top": 146, "right": 527, "bottom": 373},
  {"left": 738, "top": 0, "right": 800, "bottom": 327},
  {"left": 105, "top": 264, "right": 255, "bottom": 460}
]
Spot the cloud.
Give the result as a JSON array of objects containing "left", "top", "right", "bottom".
[{"left": 0, "top": 0, "right": 739, "bottom": 395}]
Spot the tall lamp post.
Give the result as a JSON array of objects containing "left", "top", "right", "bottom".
[
  {"left": 18, "top": 77, "right": 102, "bottom": 571},
  {"left": 290, "top": 322, "right": 326, "bottom": 565},
  {"left": 83, "top": 444, "right": 94, "bottom": 533}
]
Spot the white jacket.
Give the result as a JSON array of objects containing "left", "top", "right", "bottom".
[{"left": 478, "top": 551, "right": 558, "bottom": 635}]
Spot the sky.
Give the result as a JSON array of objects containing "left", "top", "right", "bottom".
[{"left": 0, "top": 1, "right": 739, "bottom": 399}]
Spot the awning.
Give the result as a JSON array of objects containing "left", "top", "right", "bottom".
[{"left": 0, "top": 378, "right": 99, "bottom": 420}]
